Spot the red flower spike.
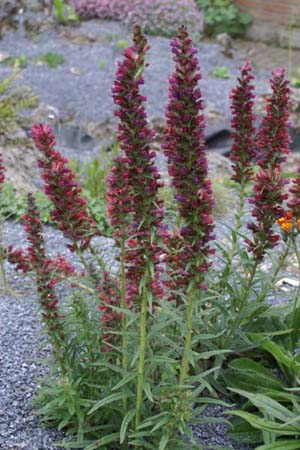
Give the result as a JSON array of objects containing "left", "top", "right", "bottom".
[
  {"left": 247, "top": 168, "right": 288, "bottom": 261},
  {"left": 229, "top": 61, "right": 256, "bottom": 184},
  {"left": 31, "top": 123, "right": 100, "bottom": 252},
  {"left": 162, "top": 25, "right": 215, "bottom": 297},
  {"left": 256, "top": 68, "right": 291, "bottom": 170},
  {"left": 112, "top": 25, "right": 166, "bottom": 305}
]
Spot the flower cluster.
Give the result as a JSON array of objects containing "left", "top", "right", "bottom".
[
  {"left": 163, "top": 25, "right": 215, "bottom": 293},
  {"left": 31, "top": 123, "right": 99, "bottom": 252},
  {"left": 229, "top": 61, "right": 256, "bottom": 184},
  {"left": 5, "top": 246, "right": 30, "bottom": 273},
  {"left": 112, "top": 25, "right": 166, "bottom": 306},
  {"left": 256, "top": 68, "right": 291, "bottom": 170},
  {"left": 247, "top": 168, "right": 288, "bottom": 260},
  {"left": 67, "top": 0, "right": 202, "bottom": 37}
]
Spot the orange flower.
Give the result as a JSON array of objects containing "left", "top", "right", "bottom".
[
  {"left": 277, "top": 217, "right": 286, "bottom": 225},
  {"left": 281, "top": 221, "right": 293, "bottom": 232},
  {"left": 277, "top": 215, "right": 293, "bottom": 232},
  {"left": 297, "top": 218, "right": 300, "bottom": 229}
]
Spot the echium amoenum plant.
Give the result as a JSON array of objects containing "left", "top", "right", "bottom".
[
  {"left": 163, "top": 25, "right": 215, "bottom": 385},
  {"left": 223, "top": 68, "right": 291, "bottom": 346},
  {"left": 112, "top": 25, "right": 167, "bottom": 430}
]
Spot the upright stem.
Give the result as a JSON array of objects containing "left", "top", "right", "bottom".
[
  {"left": 135, "top": 270, "right": 149, "bottom": 430},
  {"left": 179, "top": 286, "right": 196, "bottom": 386},
  {"left": 255, "top": 246, "right": 289, "bottom": 304},
  {"left": 231, "top": 181, "right": 246, "bottom": 257},
  {"left": 224, "top": 259, "right": 259, "bottom": 346},
  {"left": 220, "top": 181, "right": 246, "bottom": 287},
  {"left": 120, "top": 233, "right": 128, "bottom": 411}
]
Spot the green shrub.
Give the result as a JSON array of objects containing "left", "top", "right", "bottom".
[
  {"left": 198, "top": 0, "right": 252, "bottom": 36},
  {"left": 36, "top": 52, "right": 66, "bottom": 68}
]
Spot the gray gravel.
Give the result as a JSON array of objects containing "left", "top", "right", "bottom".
[{"left": 0, "top": 19, "right": 270, "bottom": 126}]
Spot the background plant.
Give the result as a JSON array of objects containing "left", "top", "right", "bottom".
[
  {"left": 198, "top": 0, "right": 252, "bottom": 36},
  {"left": 36, "top": 52, "right": 66, "bottom": 69},
  {"left": 213, "top": 65, "right": 231, "bottom": 79},
  {"left": 53, "top": 0, "right": 79, "bottom": 25},
  {"left": 0, "top": 67, "right": 38, "bottom": 145}
]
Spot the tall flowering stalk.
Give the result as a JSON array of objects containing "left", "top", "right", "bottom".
[
  {"left": 256, "top": 68, "right": 291, "bottom": 170},
  {"left": 245, "top": 69, "right": 291, "bottom": 266},
  {"left": 106, "top": 156, "right": 133, "bottom": 382},
  {"left": 23, "top": 193, "right": 65, "bottom": 368},
  {"left": 247, "top": 168, "right": 288, "bottom": 261},
  {"left": 230, "top": 61, "right": 256, "bottom": 186},
  {"left": 112, "top": 25, "right": 166, "bottom": 428},
  {"left": 31, "top": 124, "right": 100, "bottom": 254},
  {"left": 163, "top": 26, "right": 215, "bottom": 385},
  {"left": 229, "top": 61, "right": 256, "bottom": 245}
]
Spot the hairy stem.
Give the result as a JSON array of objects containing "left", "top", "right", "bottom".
[
  {"left": 135, "top": 271, "right": 149, "bottom": 430},
  {"left": 120, "top": 233, "right": 128, "bottom": 411},
  {"left": 224, "top": 259, "right": 259, "bottom": 346},
  {"left": 179, "top": 286, "right": 196, "bottom": 386}
]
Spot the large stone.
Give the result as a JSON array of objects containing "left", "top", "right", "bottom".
[{"left": 1, "top": 131, "right": 40, "bottom": 193}]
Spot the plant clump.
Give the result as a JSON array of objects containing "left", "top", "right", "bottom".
[{"left": 2, "top": 23, "right": 300, "bottom": 450}]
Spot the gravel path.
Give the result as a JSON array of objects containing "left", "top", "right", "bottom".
[{"left": 0, "top": 19, "right": 270, "bottom": 126}]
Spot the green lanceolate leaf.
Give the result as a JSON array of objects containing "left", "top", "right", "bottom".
[
  {"left": 256, "top": 441, "right": 300, "bottom": 450},
  {"left": 226, "top": 358, "right": 284, "bottom": 391},
  {"left": 120, "top": 409, "right": 136, "bottom": 443},
  {"left": 230, "top": 390, "right": 296, "bottom": 423},
  {"left": 85, "top": 433, "right": 120, "bottom": 449},
  {"left": 159, "top": 433, "right": 170, "bottom": 450},
  {"left": 112, "top": 372, "right": 136, "bottom": 391},
  {"left": 88, "top": 392, "right": 126, "bottom": 415},
  {"left": 228, "top": 410, "right": 298, "bottom": 435}
]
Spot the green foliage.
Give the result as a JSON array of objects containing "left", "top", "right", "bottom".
[
  {"left": 213, "top": 66, "right": 231, "bottom": 79},
  {"left": 0, "top": 55, "right": 28, "bottom": 69},
  {"left": 53, "top": 0, "right": 79, "bottom": 25},
  {"left": 224, "top": 302, "right": 300, "bottom": 447},
  {"left": 31, "top": 283, "right": 214, "bottom": 449},
  {"left": 116, "top": 39, "right": 130, "bottom": 50},
  {"left": 98, "top": 59, "right": 106, "bottom": 71},
  {"left": 36, "top": 52, "right": 66, "bottom": 69},
  {"left": 291, "top": 68, "right": 300, "bottom": 88},
  {"left": 0, "top": 69, "right": 38, "bottom": 144},
  {"left": 198, "top": 0, "right": 252, "bottom": 36},
  {"left": 0, "top": 181, "right": 110, "bottom": 234}
]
